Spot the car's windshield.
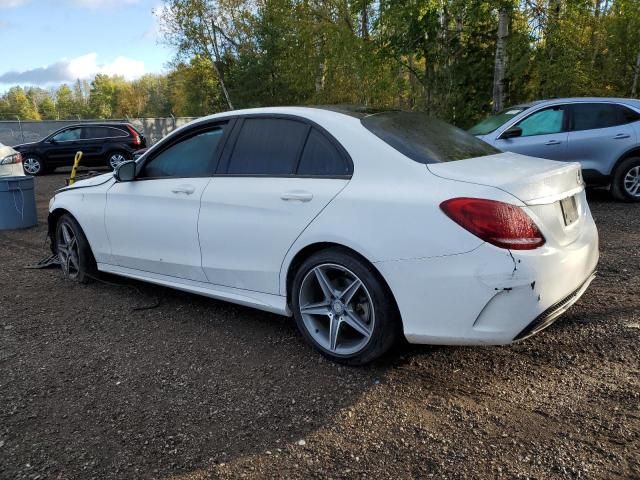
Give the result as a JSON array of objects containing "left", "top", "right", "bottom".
[
  {"left": 361, "top": 111, "right": 500, "bottom": 164},
  {"left": 468, "top": 107, "right": 528, "bottom": 135}
]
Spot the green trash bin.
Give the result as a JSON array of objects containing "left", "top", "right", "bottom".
[{"left": 0, "top": 176, "right": 37, "bottom": 230}]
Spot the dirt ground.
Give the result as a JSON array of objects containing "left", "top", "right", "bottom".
[{"left": 0, "top": 172, "right": 638, "bottom": 480}]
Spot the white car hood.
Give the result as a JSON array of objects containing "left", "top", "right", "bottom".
[
  {"left": 427, "top": 152, "right": 584, "bottom": 205},
  {"left": 57, "top": 172, "right": 115, "bottom": 192}
]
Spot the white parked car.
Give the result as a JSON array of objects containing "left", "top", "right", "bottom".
[
  {"left": 48, "top": 107, "right": 599, "bottom": 364},
  {"left": 0, "top": 143, "right": 25, "bottom": 177}
]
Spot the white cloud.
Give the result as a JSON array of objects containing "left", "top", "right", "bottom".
[
  {"left": 143, "top": 3, "right": 167, "bottom": 41},
  {"left": 0, "top": 53, "right": 146, "bottom": 85},
  {"left": 0, "top": 0, "right": 28, "bottom": 8}
]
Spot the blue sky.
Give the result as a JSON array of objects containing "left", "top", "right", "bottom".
[{"left": 0, "top": 0, "right": 173, "bottom": 92}]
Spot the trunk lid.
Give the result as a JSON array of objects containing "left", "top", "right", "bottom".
[
  {"left": 427, "top": 152, "right": 584, "bottom": 205},
  {"left": 427, "top": 152, "right": 587, "bottom": 247}
]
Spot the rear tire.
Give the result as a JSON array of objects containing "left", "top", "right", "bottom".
[
  {"left": 107, "top": 151, "right": 130, "bottom": 171},
  {"left": 291, "top": 248, "right": 401, "bottom": 365},
  {"left": 611, "top": 157, "right": 640, "bottom": 202},
  {"left": 55, "top": 214, "right": 96, "bottom": 284}
]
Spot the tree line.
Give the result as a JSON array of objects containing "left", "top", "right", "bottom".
[{"left": 2, "top": 0, "right": 639, "bottom": 128}]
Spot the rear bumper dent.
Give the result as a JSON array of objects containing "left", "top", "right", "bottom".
[
  {"left": 513, "top": 270, "right": 596, "bottom": 341},
  {"left": 376, "top": 218, "right": 599, "bottom": 346}
]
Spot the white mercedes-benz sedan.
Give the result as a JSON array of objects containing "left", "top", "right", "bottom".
[{"left": 48, "top": 107, "right": 599, "bottom": 364}]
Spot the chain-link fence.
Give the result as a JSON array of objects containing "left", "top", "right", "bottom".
[{"left": 0, "top": 117, "right": 200, "bottom": 147}]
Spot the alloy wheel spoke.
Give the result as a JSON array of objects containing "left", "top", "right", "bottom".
[
  {"left": 61, "top": 224, "right": 72, "bottom": 245},
  {"left": 300, "top": 301, "right": 331, "bottom": 316},
  {"left": 338, "top": 278, "right": 362, "bottom": 305},
  {"left": 69, "top": 252, "right": 80, "bottom": 271},
  {"left": 314, "top": 267, "right": 335, "bottom": 300},
  {"left": 343, "top": 309, "right": 371, "bottom": 339},
  {"left": 328, "top": 315, "right": 341, "bottom": 351}
]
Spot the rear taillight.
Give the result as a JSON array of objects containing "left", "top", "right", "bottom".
[
  {"left": 440, "top": 197, "right": 545, "bottom": 250},
  {"left": 127, "top": 126, "right": 141, "bottom": 147}
]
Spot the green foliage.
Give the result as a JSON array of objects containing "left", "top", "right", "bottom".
[{"left": 2, "top": 0, "right": 640, "bottom": 125}]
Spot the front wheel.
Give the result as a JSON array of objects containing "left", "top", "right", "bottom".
[
  {"left": 55, "top": 214, "right": 96, "bottom": 284},
  {"left": 611, "top": 157, "right": 640, "bottom": 202},
  {"left": 22, "top": 155, "right": 45, "bottom": 176},
  {"left": 291, "top": 248, "right": 401, "bottom": 365}
]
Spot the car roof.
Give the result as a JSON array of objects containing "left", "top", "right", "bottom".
[
  {"left": 511, "top": 97, "right": 640, "bottom": 109},
  {"left": 61, "top": 122, "right": 132, "bottom": 129}
]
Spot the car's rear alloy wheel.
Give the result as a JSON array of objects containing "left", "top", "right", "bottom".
[
  {"left": 292, "top": 249, "right": 400, "bottom": 365},
  {"left": 56, "top": 214, "right": 96, "bottom": 284},
  {"left": 108, "top": 152, "right": 128, "bottom": 170},
  {"left": 612, "top": 157, "right": 640, "bottom": 202},
  {"left": 23, "top": 156, "right": 43, "bottom": 175}
]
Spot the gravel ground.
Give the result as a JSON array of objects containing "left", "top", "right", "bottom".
[{"left": 1, "top": 173, "right": 638, "bottom": 480}]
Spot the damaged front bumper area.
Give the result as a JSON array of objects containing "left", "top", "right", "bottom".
[{"left": 375, "top": 219, "right": 599, "bottom": 346}]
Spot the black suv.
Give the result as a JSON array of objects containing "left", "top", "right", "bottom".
[{"left": 13, "top": 123, "right": 146, "bottom": 175}]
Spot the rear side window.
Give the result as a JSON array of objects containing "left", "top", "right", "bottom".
[
  {"left": 226, "top": 118, "right": 308, "bottom": 175},
  {"left": 570, "top": 103, "right": 634, "bottom": 131},
  {"left": 140, "top": 127, "right": 225, "bottom": 178},
  {"left": 621, "top": 106, "right": 640, "bottom": 123},
  {"left": 362, "top": 112, "right": 499, "bottom": 164},
  {"left": 297, "top": 129, "right": 349, "bottom": 176},
  {"left": 82, "top": 126, "right": 127, "bottom": 139},
  {"left": 515, "top": 106, "right": 565, "bottom": 136}
]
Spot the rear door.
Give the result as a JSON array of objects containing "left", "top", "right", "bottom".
[
  {"left": 566, "top": 102, "right": 638, "bottom": 175},
  {"left": 493, "top": 105, "right": 568, "bottom": 160},
  {"left": 77, "top": 126, "right": 111, "bottom": 165},
  {"left": 199, "top": 116, "right": 351, "bottom": 294},
  {"left": 105, "top": 121, "right": 230, "bottom": 281}
]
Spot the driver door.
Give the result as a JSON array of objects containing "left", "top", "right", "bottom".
[
  {"left": 104, "top": 121, "right": 230, "bottom": 282},
  {"left": 494, "top": 105, "right": 568, "bottom": 160},
  {"left": 47, "top": 127, "right": 82, "bottom": 163}
]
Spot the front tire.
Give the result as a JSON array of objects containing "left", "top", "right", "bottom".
[
  {"left": 22, "top": 155, "right": 45, "bottom": 176},
  {"left": 55, "top": 214, "right": 96, "bottom": 284},
  {"left": 291, "top": 248, "right": 401, "bottom": 365},
  {"left": 611, "top": 157, "right": 640, "bottom": 202}
]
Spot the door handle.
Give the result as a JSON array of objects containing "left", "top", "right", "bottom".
[
  {"left": 544, "top": 140, "right": 562, "bottom": 145},
  {"left": 280, "top": 190, "right": 313, "bottom": 202},
  {"left": 613, "top": 133, "right": 630, "bottom": 139},
  {"left": 171, "top": 185, "right": 195, "bottom": 195}
]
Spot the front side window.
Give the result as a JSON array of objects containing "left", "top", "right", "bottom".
[
  {"left": 140, "top": 127, "right": 225, "bottom": 178},
  {"left": 52, "top": 128, "right": 82, "bottom": 142},
  {"left": 515, "top": 106, "right": 565, "bottom": 136},
  {"left": 468, "top": 107, "right": 528, "bottom": 135},
  {"left": 362, "top": 112, "right": 499, "bottom": 164},
  {"left": 226, "top": 118, "right": 308, "bottom": 175},
  {"left": 570, "top": 103, "right": 635, "bottom": 131}
]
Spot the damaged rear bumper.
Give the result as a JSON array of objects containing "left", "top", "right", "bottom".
[{"left": 375, "top": 217, "right": 599, "bottom": 346}]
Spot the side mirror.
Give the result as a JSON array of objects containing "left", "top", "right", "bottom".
[
  {"left": 500, "top": 126, "right": 523, "bottom": 139},
  {"left": 114, "top": 160, "right": 136, "bottom": 182},
  {"left": 48, "top": 138, "right": 57, "bottom": 144}
]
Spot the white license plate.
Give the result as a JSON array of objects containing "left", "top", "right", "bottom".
[{"left": 560, "top": 195, "right": 579, "bottom": 226}]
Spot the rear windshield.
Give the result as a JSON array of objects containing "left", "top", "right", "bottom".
[
  {"left": 468, "top": 107, "right": 528, "bottom": 135},
  {"left": 362, "top": 112, "right": 500, "bottom": 164}
]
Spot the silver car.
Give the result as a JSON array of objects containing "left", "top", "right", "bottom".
[{"left": 469, "top": 97, "right": 640, "bottom": 202}]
